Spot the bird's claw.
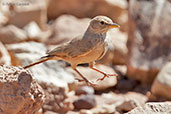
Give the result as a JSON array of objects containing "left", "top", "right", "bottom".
[
  {"left": 75, "top": 78, "right": 85, "bottom": 82},
  {"left": 75, "top": 78, "right": 97, "bottom": 87},
  {"left": 86, "top": 81, "right": 98, "bottom": 87},
  {"left": 96, "top": 73, "right": 118, "bottom": 82}
]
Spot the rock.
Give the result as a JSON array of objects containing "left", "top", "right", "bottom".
[
  {"left": 100, "top": 29, "right": 128, "bottom": 65},
  {"left": 69, "top": 92, "right": 147, "bottom": 114},
  {"left": 0, "top": 25, "right": 27, "bottom": 44},
  {"left": 0, "top": 11, "right": 8, "bottom": 26},
  {"left": 126, "top": 102, "right": 171, "bottom": 114},
  {"left": 110, "top": 29, "right": 128, "bottom": 65},
  {"left": 0, "top": 42, "right": 11, "bottom": 65},
  {"left": 47, "top": 0, "right": 127, "bottom": 23},
  {"left": 67, "top": 64, "right": 117, "bottom": 90},
  {"left": 0, "top": 65, "right": 44, "bottom": 114},
  {"left": 8, "top": 0, "right": 47, "bottom": 29},
  {"left": 116, "top": 99, "right": 139, "bottom": 113},
  {"left": 127, "top": 0, "right": 171, "bottom": 83},
  {"left": 44, "top": 111, "right": 58, "bottom": 114},
  {"left": 151, "top": 62, "right": 171, "bottom": 99},
  {"left": 46, "top": 15, "right": 90, "bottom": 45},
  {"left": 116, "top": 77, "right": 137, "bottom": 92},
  {"left": 7, "top": 42, "right": 74, "bottom": 89},
  {"left": 73, "top": 94, "right": 96, "bottom": 110},
  {"left": 24, "top": 21, "right": 52, "bottom": 42},
  {"left": 75, "top": 86, "right": 94, "bottom": 95},
  {"left": 123, "top": 92, "right": 148, "bottom": 106},
  {"left": 41, "top": 83, "right": 74, "bottom": 114}
]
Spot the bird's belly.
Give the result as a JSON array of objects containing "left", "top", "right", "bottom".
[{"left": 67, "top": 45, "right": 106, "bottom": 65}]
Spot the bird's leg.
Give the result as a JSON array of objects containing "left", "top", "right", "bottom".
[
  {"left": 72, "top": 68, "right": 97, "bottom": 87},
  {"left": 89, "top": 62, "right": 118, "bottom": 81}
]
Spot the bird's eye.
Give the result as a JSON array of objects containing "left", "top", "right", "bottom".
[{"left": 100, "top": 21, "right": 105, "bottom": 25}]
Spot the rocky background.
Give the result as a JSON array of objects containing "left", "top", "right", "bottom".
[{"left": 0, "top": 0, "right": 171, "bottom": 114}]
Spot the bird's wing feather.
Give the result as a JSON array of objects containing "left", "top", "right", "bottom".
[{"left": 47, "top": 36, "right": 96, "bottom": 58}]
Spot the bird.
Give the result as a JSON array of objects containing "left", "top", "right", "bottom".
[{"left": 23, "top": 16, "right": 120, "bottom": 86}]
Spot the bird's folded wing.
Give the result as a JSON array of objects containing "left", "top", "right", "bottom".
[{"left": 47, "top": 36, "right": 96, "bottom": 58}]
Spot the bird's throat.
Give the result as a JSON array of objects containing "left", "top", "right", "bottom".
[{"left": 83, "top": 27, "right": 106, "bottom": 40}]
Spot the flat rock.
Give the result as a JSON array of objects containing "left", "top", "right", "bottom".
[
  {"left": 151, "top": 62, "right": 171, "bottom": 99},
  {"left": 127, "top": 0, "right": 171, "bottom": 83},
  {"left": 0, "top": 65, "right": 45, "bottom": 114},
  {"left": 126, "top": 102, "right": 171, "bottom": 114}
]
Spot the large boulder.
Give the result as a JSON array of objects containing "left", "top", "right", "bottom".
[
  {"left": 127, "top": 0, "right": 171, "bottom": 83},
  {"left": 151, "top": 62, "right": 171, "bottom": 99},
  {"left": 0, "top": 65, "right": 45, "bottom": 114}
]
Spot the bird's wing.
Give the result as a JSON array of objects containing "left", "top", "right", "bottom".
[{"left": 47, "top": 36, "right": 96, "bottom": 58}]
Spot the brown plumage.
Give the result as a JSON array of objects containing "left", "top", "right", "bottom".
[{"left": 23, "top": 16, "right": 120, "bottom": 86}]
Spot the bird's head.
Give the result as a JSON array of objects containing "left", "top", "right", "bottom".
[{"left": 89, "top": 16, "right": 120, "bottom": 33}]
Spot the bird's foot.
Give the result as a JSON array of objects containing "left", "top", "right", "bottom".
[
  {"left": 75, "top": 78, "right": 85, "bottom": 82},
  {"left": 86, "top": 81, "right": 97, "bottom": 87},
  {"left": 96, "top": 73, "right": 118, "bottom": 81},
  {"left": 75, "top": 78, "right": 97, "bottom": 87}
]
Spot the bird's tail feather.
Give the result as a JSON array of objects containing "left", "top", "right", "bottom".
[{"left": 23, "top": 57, "right": 51, "bottom": 69}]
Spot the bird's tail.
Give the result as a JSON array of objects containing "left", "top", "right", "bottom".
[{"left": 23, "top": 56, "right": 52, "bottom": 69}]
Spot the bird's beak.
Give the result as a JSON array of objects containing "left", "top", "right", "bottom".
[{"left": 110, "top": 23, "right": 120, "bottom": 28}]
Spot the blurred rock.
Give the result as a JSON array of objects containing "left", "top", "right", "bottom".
[
  {"left": 127, "top": 0, "right": 171, "bottom": 83},
  {"left": 115, "top": 65, "right": 127, "bottom": 76},
  {"left": 78, "top": 92, "right": 147, "bottom": 114},
  {"left": 100, "top": 29, "right": 128, "bottom": 65},
  {"left": 24, "top": 21, "right": 52, "bottom": 42},
  {"left": 0, "top": 11, "right": 8, "bottom": 26},
  {"left": 44, "top": 111, "right": 58, "bottom": 114},
  {"left": 0, "top": 25, "right": 27, "bottom": 44},
  {"left": 67, "top": 65, "right": 117, "bottom": 90},
  {"left": 7, "top": 42, "right": 74, "bottom": 89},
  {"left": 116, "top": 78, "right": 137, "bottom": 92},
  {"left": 75, "top": 86, "right": 94, "bottom": 96},
  {"left": 151, "top": 62, "right": 171, "bottom": 99},
  {"left": 73, "top": 94, "right": 96, "bottom": 110},
  {"left": 110, "top": 30, "right": 128, "bottom": 65},
  {"left": 41, "top": 83, "right": 73, "bottom": 114},
  {"left": 46, "top": 15, "right": 90, "bottom": 45},
  {"left": 8, "top": 0, "right": 47, "bottom": 29},
  {"left": 47, "top": 0, "right": 127, "bottom": 23},
  {"left": 0, "top": 42, "right": 11, "bottom": 65},
  {"left": 116, "top": 99, "right": 139, "bottom": 113},
  {"left": 126, "top": 102, "right": 171, "bottom": 114},
  {"left": 0, "top": 65, "right": 44, "bottom": 114},
  {"left": 122, "top": 92, "right": 148, "bottom": 107}
]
